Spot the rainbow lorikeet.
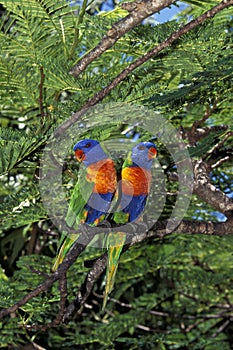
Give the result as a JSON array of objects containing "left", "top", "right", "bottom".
[
  {"left": 52, "top": 139, "right": 117, "bottom": 272},
  {"left": 103, "top": 141, "right": 157, "bottom": 309}
]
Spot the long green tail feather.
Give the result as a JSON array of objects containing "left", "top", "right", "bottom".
[
  {"left": 52, "top": 233, "right": 79, "bottom": 272},
  {"left": 103, "top": 232, "right": 126, "bottom": 310}
]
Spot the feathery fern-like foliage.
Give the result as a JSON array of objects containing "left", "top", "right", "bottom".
[{"left": 0, "top": 0, "right": 233, "bottom": 349}]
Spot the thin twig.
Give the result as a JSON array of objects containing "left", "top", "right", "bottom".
[
  {"left": 136, "top": 324, "right": 154, "bottom": 332},
  {"left": 211, "top": 156, "right": 230, "bottom": 169},
  {"left": 70, "top": 0, "right": 177, "bottom": 76},
  {"left": 212, "top": 319, "right": 231, "bottom": 338},
  {"left": 55, "top": 0, "right": 233, "bottom": 136},
  {"left": 185, "top": 318, "right": 206, "bottom": 332},
  {"left": 39, "top": 65, "right": 45, "bottom": 119},
  {"left": 180, "top": 125, "right": 228, "bottom": 144},
  {"left": 188, "top": 100, "right": 218, "bottom": 145},
  {"left": 206, "top": 131, "right": 233, "bottom": 156}
]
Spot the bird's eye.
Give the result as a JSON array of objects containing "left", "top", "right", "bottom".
[
  {"left": 138, "top": 145, "right": 146, "bottom": 150},
  {"left": 85, "top": 142, "right": 92, "bottom": 148}
]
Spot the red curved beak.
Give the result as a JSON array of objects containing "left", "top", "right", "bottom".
[
  {"left": 148, "top": 147, "right": 157, "bottom": 159},
  {"left": 75, "top": 149, "right": 86, "bottom": 162}
]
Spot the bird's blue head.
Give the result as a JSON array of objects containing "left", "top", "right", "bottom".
[
  {"left": 73, "top": 139, "right": 108, "bottom": 166},
  {"left": 131, "top": 141, "right": 157, "bottom": 169}
]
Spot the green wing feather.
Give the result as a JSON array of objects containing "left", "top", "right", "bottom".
[
  {"left": 52, "top": 165, "right": 94, "bottom": 272},
  {"left": 65, "top": 166, "right": 94, "bottom": 228},
  {"left": 122, "top": 151, "right": 132, "bottom": 168}
]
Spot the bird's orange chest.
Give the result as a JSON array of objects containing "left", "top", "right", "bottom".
[
  {"left": 86, "top": 159, "right": 117, "bottom": 194},
  {"left": 122, "top": 167, "right": 152, "bottom": 196}
]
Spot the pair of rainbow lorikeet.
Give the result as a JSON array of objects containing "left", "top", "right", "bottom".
[{"left": 52, "top": 139, "right": 157, "bottom": 309}]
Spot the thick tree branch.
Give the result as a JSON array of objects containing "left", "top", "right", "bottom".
[
  {"left": 193, "top": 160, "right": 233, "bottom": 217},
  {"left": 63, "top": 218, "right": 233, "bottom": 322},
  {"left": 1, "top": 218, "right": 232, "bottom": 322},
  {"left": 169, "top": 160, "right": 233, "bottom": 219},
  {"left": 70, "top": 0, "right": 177, "bottom": 76},
  {"left": 63, "top": 253, "right": 108, "bottom": 323},
  {"left": 55, "top": 0, "right": 233, "bottom": 136}
]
